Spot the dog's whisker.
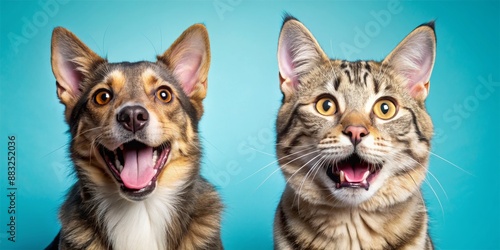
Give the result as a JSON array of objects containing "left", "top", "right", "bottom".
[
  {"left": 200, "top": 136, "right": 224, "bottom": 155},
  {"left": 43, "top": 127, "right": 105, "bottom": 158}
]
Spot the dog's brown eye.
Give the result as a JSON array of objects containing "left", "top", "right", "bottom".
[
  {"left": 94, "top": 89, "right": 113, "bottom": 105},
  {"left": 156, "top": 87, "right": 172, "bottom": 103}
]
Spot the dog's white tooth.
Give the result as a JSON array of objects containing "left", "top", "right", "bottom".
[
  {"left": 117, "top": 164, "right": 123, "bottom": 172},
  {"left": 120, "top": 145, "right": 124, "bottom": 151},
  {"left": 152, "top": 151, "right": 158, "bottom": 165},
  {"left": 340, "top": 170, "right": 345, "bottom": 183},
  {"left": 114, "top": 154, "right": 122, "bottom": 172},
  {"left": 115, "top": 159, "right": 121, "bottom": 170}
]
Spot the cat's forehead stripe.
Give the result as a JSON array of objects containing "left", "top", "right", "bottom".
[
  {"left": 335, "top": 60, "right": 375, "bottom": 89},
  {"left": 333, "top": 76, "right": 341, "bottom": 91},
  {"left": 373, "top": 76, "right": 380, "bottom": 94}
]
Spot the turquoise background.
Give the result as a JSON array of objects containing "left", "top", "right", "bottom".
[{"left": 1, "top": 0, "right": 499, "bottom": 249}]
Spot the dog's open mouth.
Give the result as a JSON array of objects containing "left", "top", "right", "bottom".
[
  {"left": 99, "top": 140, "right": 170, "bottom": 198},
  {"left": 326, "top": 154, "right": 381, "bottom": 191}
]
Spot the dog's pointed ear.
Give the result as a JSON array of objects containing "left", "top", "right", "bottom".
[
  {"left": 383, "top": 22, "right": 436, "bottom": 101},
  {"left": 278, "top": 15, "right": 329, "bottom": 98},
  {"left": 157, "top": 24, "right": 210, "bottom": 101},
  {"left": 51, "top": 27, "right": 105, "bottom": 106}
]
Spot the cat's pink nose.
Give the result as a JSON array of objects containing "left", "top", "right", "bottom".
[{"left": 343, "top": 125, "right": 369, "bottom": 146}]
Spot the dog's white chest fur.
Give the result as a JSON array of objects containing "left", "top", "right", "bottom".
[{"left": 97, "top": 187, "right": 176, "bottom": 250}]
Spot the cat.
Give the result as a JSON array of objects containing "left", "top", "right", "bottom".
[
  {"left": 46, "top": 24, "right": 223, "bottom": 250},
  {"left": 274, "top": 15, "right": 436, "bottom": 250}
]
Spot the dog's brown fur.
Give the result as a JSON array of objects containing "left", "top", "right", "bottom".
[{"left": 48, "top": 24, "right": 223, "bottom": 250}]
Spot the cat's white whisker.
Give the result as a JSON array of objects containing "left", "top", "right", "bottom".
[
  {"left": 254, "top": 167, "right": 282, "bottom": 192},
  {"left": 429, "top": 151, "right": 474, "bottom": 176},
  {"left": 426, "top": 170, "right": 449, "bottom": 200},
  {"left": 253, "top": 149, "right": 320, "bottom": 191},
  {"left": 392, "top": 153, "right": 445, "bottom": 219},
  {"left": 284, "top": 151, "right": 322, "bottom": 185},
  {"left": 423, "top": 178, "right": 445, "bottom": 219},
  {"left": 406, "top": 172, "right": 428, "bottom": 213},
  {"left": 296, "top": 156, "right": 327, "bottom": 210},
  {"left": 243, "top": 146, "right": 275, "bottom": 157},
  {"left": 389, "top": 140, "right": 471, "bottom": 177},
  {"left": 275, "top": 142, "right": 317, "bottom": 148},
  {"left": 239, "top": 146, "right": 315, "bottom": 183},
  {"left": 296, "top": 156, "right": 323, "bottom": 196}
]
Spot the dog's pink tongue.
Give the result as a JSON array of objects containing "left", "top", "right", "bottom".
[{"left": 120, "top": 146, "right": 155, "bottom": 190}]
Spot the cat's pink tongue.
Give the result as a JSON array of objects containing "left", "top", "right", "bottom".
[
  {"left": 120, "top": 146, "right": 155, "bottom": 190},
  {"left": 339, "top": 163, "right": 370, "bottom": 183}
]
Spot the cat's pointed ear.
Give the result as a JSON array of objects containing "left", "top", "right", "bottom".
[
  {"left": 278, "top": 15, "right": 329, "bottom": 96},
  {"left": 51, "top": 27, "right": 105, "bottom": 107},
  {"left": 157, "top": 24, "right": 210, "bottom": 101},
  {"left": 383, "top": 22, "right": 436, "bottom": 101}
]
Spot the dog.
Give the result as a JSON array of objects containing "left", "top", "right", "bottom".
[{"left": 46, "top": 24, "right": 223, "bottom": 250}]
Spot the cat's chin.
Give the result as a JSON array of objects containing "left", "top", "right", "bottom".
[{"left": 326, "top": 153, "right": 381, "bottom": 191}]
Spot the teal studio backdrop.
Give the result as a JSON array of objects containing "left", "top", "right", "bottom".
[{"left": 0, "top": 0, "right": 499, "bottom": 249}]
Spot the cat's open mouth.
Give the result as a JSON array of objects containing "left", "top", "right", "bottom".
[
  {"left": 326, "top": 154, "right": 381, "bottom": 190},
  {"left": 99, "top": 140, "right": 170, "bottom": 199}
]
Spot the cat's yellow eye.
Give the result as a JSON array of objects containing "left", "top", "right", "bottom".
[
  {"left": 373, "top": 98, "right": 397, "bottom": 120},
  {"left": 93, "top": 89, "right": 113, "bottom": 105},
  {"left": 156, "top": 87, "right": 172, "bottom": 103},
  {"left": 315, "top": 97, "right": 337, "bottom": 116}
]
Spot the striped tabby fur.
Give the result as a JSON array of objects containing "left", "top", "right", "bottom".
[
  {"left": 48, "top": 24, "right": 222, "bottom": 250},
  {"left": 274, "top": 16, "right": 436, "bottom": 250}
]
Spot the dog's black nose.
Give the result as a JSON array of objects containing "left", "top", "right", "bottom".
[{"left": 117, "top": 105, "right": 149, "bottom": 133}]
